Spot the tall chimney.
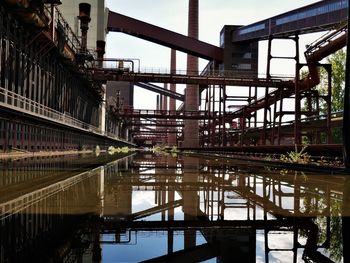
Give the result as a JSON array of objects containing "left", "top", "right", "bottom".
[
  {"left": 168, "top": 49, "right": 177, "bottom": 146},
  {"left": 183, "top": 0, "right": 199, "bottom": 148}
]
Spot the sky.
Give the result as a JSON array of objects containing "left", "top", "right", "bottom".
[{"left": 105, "top": 0, "right": 323, "bottom": 110}]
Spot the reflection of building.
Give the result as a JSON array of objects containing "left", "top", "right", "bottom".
[
  {"left": 1, "top": 153, "right": 347, "bottom": 262},
  {"left": 59, "top": 0, "right": 107, "bottom": 51}
]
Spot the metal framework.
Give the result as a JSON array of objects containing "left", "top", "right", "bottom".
[{"left": 0, "top": 1, "right": 133, "bottom": 151}]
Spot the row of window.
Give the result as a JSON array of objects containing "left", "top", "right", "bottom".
[
  {"left": 239, "top": 23, "right": 265, "bottom": 35},
  {"left": 238, "top": 0, "right": 348, "bottom": 35},
  {"left": 276, "top": 0, "right": 348, "bottom": 25}
]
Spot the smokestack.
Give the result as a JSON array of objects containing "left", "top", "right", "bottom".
[
  {"left": 78, "top": 3, "right": 91, "bottom": 51},
  {"left": 168, "top": 49, "right": 177, "bottom": 146},
  {"left": 183, "top": 0, "right": 199, "bottom": 148}
]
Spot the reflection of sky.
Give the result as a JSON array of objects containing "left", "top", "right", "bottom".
[
  {"left": 256, "top": 230, "right": 307, "bottom": 263},
  {"left": 102, "top": 231, "right": 212, "bottom": 262},
  {"left": 132, "top": 191, "right": 184, "bottom": 220}
]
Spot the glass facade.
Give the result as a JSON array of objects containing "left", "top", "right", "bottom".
[
  {"left": 238, "top": 0, "right": 348, "bottom": 36},
  {"left": 276, "top": 0, "right": 348, "bottom": 26}
]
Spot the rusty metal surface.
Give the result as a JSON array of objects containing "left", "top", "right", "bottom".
[
  {"left": 92, "top": 69, "right": 286, "bottom": 87},
  {"left": 135, "top": 82, "right": 184, "bottom": 101},
  {"left": 107, "top": 11, "right": 223, "bottom": 62},
  {"left": 115, "top": 109, "right": 219, "bottom": 120}
]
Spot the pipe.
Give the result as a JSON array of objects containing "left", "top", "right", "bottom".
[
  {"left": 96, "top": 40, "right": 105, "bottom": 68},
  {"left": 78, "top": 3, "right": 91, "bottom": 51}
]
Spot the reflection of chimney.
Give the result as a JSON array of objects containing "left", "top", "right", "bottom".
[
  {"left": 78, "top": 3, "right": 91, "bottom": 51},
  {"left": 96, "top": 40, "right": 106, "bottom": 67}
]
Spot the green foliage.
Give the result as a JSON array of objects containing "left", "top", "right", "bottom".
[
  {"left": 302, "top": 49, "right": 346, "bottom": 143},
  {"left": 280, "top": 144, "right": 310, "bottom": 164},
  {"left": 311, "top": 49, "right": 346, "bottom": 113},
  {"left": 95, "top": 145, "right": 101, "bottom": 156},
  {"left": 300, "top": 194, "right": 343, "bottom": 262},
  {"left": 152, "top": 145, "right": 179, "bottom": 157},
  {"left": 108, "top": 146, "right": 131, "bottom": 154},
  {"left": 78, "top": 143, "right": 85, "bottom": 151}
]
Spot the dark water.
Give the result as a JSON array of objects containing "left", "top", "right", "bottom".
[{"left": 0, "top": 152, "right": 349, "bottom": 262}]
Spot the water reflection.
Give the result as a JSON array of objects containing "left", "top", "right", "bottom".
[{"left": 0, "top": 152, "right": 349, "bottom": 262}]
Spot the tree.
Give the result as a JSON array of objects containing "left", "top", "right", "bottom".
[
  {"left": 303, "top": 49, "right": 346, "bottom": 143},
  {"left": 319, "top": 49, "right": 346, "bottom": 113}
]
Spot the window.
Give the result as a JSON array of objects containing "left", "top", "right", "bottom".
[
  {"left": 276, "top": 0, "right": 345, "bottom": 26},
  {"left": 239, "top": 23, "right": 265, "bottom": 35}
]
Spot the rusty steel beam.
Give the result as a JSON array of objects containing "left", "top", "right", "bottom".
[
  {"left": 135, "top": 82, "right": 184, "bottom": 101},
  {"left": 130, "top": 123, "right": 184, "bottom": 127},
  {"left": 107, "top": 11, "right": 223, "bottom": 62},
  {"left": 116, "top": 109, "right": 218, "bottom": 120},
  {"left": 132, "top": 130, "right": 179, "bottom": 134},
  {"left": 92, "top": 70, "right": 285, "bottom": 87}
]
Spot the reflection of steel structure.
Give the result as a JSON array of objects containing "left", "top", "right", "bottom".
[
  {"left": 101, "top": 155, "right": 347, "bottom": 262},
  {"left": 0, "top": 153, "right": 133, "bottom": 262},
  {"left": 0, "top": 153, "right": 348, "bottom": 261}
]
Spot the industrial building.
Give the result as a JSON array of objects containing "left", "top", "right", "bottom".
[{"left": 1, "top": 1, "right": 350, "bottom": 262}]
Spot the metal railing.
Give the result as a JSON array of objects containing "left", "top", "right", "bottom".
[
  {"left": 54, "top": 6, "right": 81, "bottom": 53},
  {"left": 0, "top": 87, "right": 100, "bottom": 133}
]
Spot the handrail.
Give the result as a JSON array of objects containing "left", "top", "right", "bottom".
[
  {"left": 0, "top": 87, "right": 100, "bottom": 133},
  {"left": 54, "top": 6, "right": 81, "bottom": 53}
]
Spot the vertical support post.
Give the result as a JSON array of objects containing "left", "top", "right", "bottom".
[
  {"left": 168, "top": 49, "right": 177, "bottom": 146},
  {"left": 295, "top": 63, "right": 301, "bottom": 145},
  {"left": 218, "top": 85, "right": 222, "bottom": 146},
  {"left": 278, "top": 89, "right": 283, "bottom": 145},
  {"left": 295, "top": 36, "right": 301, "bottom": 145},
  {"left": 254, "top": 86, "right": 258, "bottom": 128},
  {"left": 326, "top": 64, "right": 332, "bottom": 144},
  {"left": 222, "top": 85, "right": 226, "bottom": 146},
  {"left": 343, "top": 2, "right": 350, "bottom": 166},
  {"left": 240, "top": 108, "right": 246, "bottom": 147},
  {"left": 262, "top": 86, "right": 269, "bottom": 145},
  {"left": 266, "top": 36, "right": 273, "bottom": 79}
]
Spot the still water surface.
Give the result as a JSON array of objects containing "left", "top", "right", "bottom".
[{"left": 0, "top": 152, "right": 349, "bottom": 262}]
